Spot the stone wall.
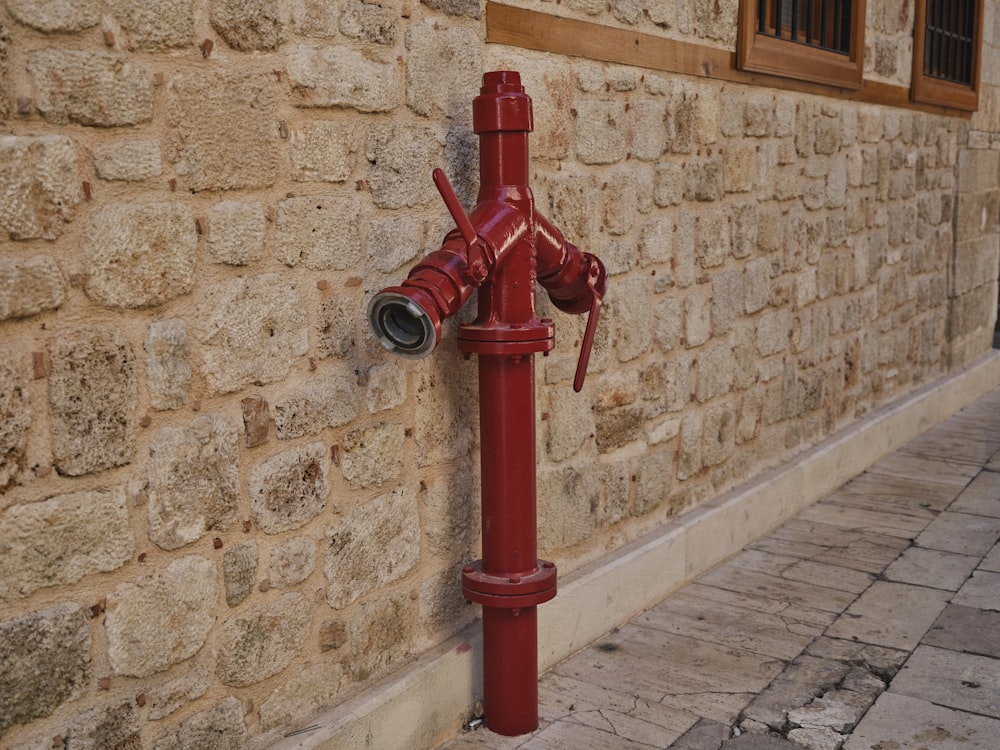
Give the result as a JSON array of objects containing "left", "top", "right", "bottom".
[{"left": 0, "top": 0, "right": 997, "bottom": 747}]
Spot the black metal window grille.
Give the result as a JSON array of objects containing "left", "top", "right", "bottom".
[
  {"left": 756, "top": 0, "right": 852, "bottom": 54},
  {"left": 922, "top": 0, "right": 976, "bottom": 84}
]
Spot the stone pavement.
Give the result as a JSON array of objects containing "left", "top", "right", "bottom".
[{"left": 438, "top": 387, "right": 1000, "bottom": 750}]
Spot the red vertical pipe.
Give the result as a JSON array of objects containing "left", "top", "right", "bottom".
[{"left": 478, "top": 353, "right": 539, "bottom": 735}]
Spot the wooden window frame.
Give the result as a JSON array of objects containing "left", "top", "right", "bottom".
[
  {"left": 737, "top": 0, "right": 866, "bottom": 89},
  {"left": 911, "top": 0, "right": 983, "bottom": 111}
]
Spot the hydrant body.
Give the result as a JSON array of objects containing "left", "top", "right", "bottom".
[{"left": 368, "top": 71, "right": 606, "bottom": 736}]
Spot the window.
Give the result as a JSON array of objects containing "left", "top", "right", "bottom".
[
  {"left": 737, "top": 0, "right": 866, "bottom": 89},
  {"left": 912, "top": 0, "right": 983, "bottom": 110}
]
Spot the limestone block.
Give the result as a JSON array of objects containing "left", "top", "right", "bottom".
[
  {"left": 205, "top": 201, "right": 265, "bottom": 266},
  {"left": 269, "top": 536, "right": 317, "bottom": 588},
  {"left": 631, "top": 99, "right": 667, "bottom": 161},
  {"left": 666, "top": 81, "right": 695, "bottom": 153},
  {"left": 421, "top": 0, "right": 481, "bottom": 17},
  {"left": 724, "top": 144, "right": 756, "bottom": 193},
  {"left": 653, "top": 162, "right": 683, "bottom": 206},
  {"left": 223, "top": 541, "right": 257, "bottom": 607},
  {"left": 287, "top": 45, "right": 400, "bottom": 113},
  {"left": 634, "top": 449, "right": 675, "bottom": 516},
  {"left": 0, "top": 358, "right": 29, "bottom": 489},
  {"left": 340, "top": 1, "right": 396, "bottom": 42},
  {"left": 28, "top": 50, "right": 152, "bottom": 126},
  {"left": 639, "top": 216, "right": 672, "bottom": 266},
  {"left": 684, "top": 287, "right": 712, "bottom": 348},
  {"left": 250, "top": 443, "right": 329, "bottom": 534},
  {"left": 542, "top": 169, "right": 600, "bottom": 243},
  {"left": 147, "top": 415, "right": 240, "bottom": 551},
  {"left": 744, "top": 91, "right": 774, "bottom": 136},
  {"left": 145, "top": 320, "right": 191, "bottom": 411},
  {"left": 703, "top": 400, "right": 736, "bottom": 466},
  {"left": 93, "top": 140, "right": 162, "bottom": 181},
  {"left": 48, "top": 324, "right": 137, "bottom": 476},
  {"left": 317, "top": 294, "right": 359, "bottom": 359},
  {"left": 413, "top": 349, "right": 476, "bottom": 466},
  {"left": 324, "top": 486, "right": 420, "bottom": 608},
  {"left": 168, "top": 71, "right": 278, "bottom": 191},
  {"left": 147, "top": 667, "right": 210, "bottom": 720},
  {"left": 217, "top": 592, "right": 310, "bottom": 686},
  {"left": 84, "top": 202, "right": 196, "bottom": 309},
  {"left": 198, "top": 275, "right": 308, "bottom": 394},
  {"left": 289, "top": 121, "right": 353, "bottom": 183},
  {"left": 210, "top": 0, "right": 286, "bottom": 51},
  {"left": 575, "top": 100, "right": 627, "bottom": 164},
  {"left": 677, "top": 410, "right": 703, "bottom": 480},
  {"left": 105, "top": 556, "right": 217, "bottom": 678},
  {"left": 546, "top": 387, "right": 596, "bottom": 461},
  {"left": 602, "top": 173, "right": 638, "bottom": 235},
  {"left": 153, "top": 697, "right": 246, "bottom": 750},
  {"left": 341, "top": 422, "right": 405, "bottom": 489},
  {"left": 696, "top": 208, "right": 731, "bottom": 268},
  {"left": 0, "top": 135, "right": 81, "bottom": 240},
  {"left": 366, "top": 123, "right": 442, "bottom": 208},
  {"left": 405, "top": 22, "right": 481, "bottom": 118},
  {"left": 711, "top": 267, "right": 743, "bottom": 335},
  {"left": 422, "top": 469, "right": 476, "bottom": 557},
  {"left": 0, "top": 256, "right": 63, "bottom": 323},
  {"left": 538, "top": 464, "right": 599, "bottom": 551},
  {"left": 745, "top": 257, "right": 772, "bottom": 314},
  {"left": 365, "top": 361, "right": 407, "bottom": 413},
  {"left": 259, "top": 662, "right": 345, "bottom": 731},
  {"left": 0, "top": 488, "right": 132, "bottom": 598},
  {"left": 655, "top": 296, "right": 682, "bottom": 352},
  {"left": 276, "top": 194, "right": 361, "bottom": 270},
  {"left": 273, "top": 373, "right": 358, "bottom": 439},
  {"left": 367, "top": 216, "right": 422, "bottom": 274},
  {"left": 420, "top": 563, "right": 472, "bottom": 634},
  {"left": 757, "top": 308, "right": 791, "bottom": 356},
  {"left": 612, "top": 276, "right": 654, "bottom": 361},
  {"left": 111, "top": 0, "right": 195, "bottom": 49},
  {"left": 674, "top": 211, "right": 697, "bottom": 287},
  {"left": 0, "top": 604, "right": 89, "bottom": 735},
  {"left": 684, "top": 155, "right": 724, "bottom": 201},
  {"left": 34, "top": 701, "right": 140, "bottom": 750},
  {"left": 695, "top": 341, "right": 735, "bottom": 403},
  {"left": 732, "top": 200, "right": 758, "bottom": 259},
  {"left": 350, "top": 593, "right": 416, "bottom": 680},
  {"left": 595, "top": 406, "right": 643, "bottom": 452},
  {"left": 6, "top": 0, "right": 98, "bottom": 32}
]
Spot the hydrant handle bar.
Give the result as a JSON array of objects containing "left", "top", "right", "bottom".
[
  {"left": 433, "top": 168, "right": 491, "bottom": 286},
  {"left": 573, "top": 259, "right": 604, "bottom": 393}
]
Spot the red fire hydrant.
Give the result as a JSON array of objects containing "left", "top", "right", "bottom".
[{"left": 368, "top": 70, "right": 606, "bottom": 736}]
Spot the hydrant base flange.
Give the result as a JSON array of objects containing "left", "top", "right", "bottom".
[{"left": 462, "top": 559, "right": 557, "bottom": 609}]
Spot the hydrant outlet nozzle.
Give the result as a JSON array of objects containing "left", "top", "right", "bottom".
[{"left": 367, "top": 290, "right": 439, "bottom": 359}]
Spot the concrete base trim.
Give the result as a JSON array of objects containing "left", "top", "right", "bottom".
[{"left": 265, "top": 351, "right": 1000, "bottom": 750}]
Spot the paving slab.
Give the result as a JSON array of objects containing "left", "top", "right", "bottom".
[
  {"left": 952, "top": 569, "right": 1000, "bottom": 611},
  {"left": 742, "top": 656, "right": 851, "bottom": 729},
  {"left": 844, "top": 692, "right": 1000, "bottom": 750},
  {"left": 824, "top": 581, "right": 950, "bottom": 651},
  {"left": 802, "top": 637, "right": 909, "bottom": 680},
  {"left": 890, "top": 645, "right": 1000, "bottom": 718},
  {"left": 923, "top": 604, "right": 1000, "bottom": 659},
  {"left": 696, "top": 566, "right": 857, "bottom": 615},
  {"left": 827, "top": 471, "right": 957, "bottom": 513},
  {"left": 883, "top": 546, "right": 979, "bottom": 590},
  {"left": 679, "top": 583, "right": 837, "bottom": 629},
  {"left": 520, "top": 719, "right": 660, "bottom": 749},
  {"left": 980, "top": 542, "right": 1000, "bottom": 572},
  {"left": 795, "top": 501, "right": 931, "bottom": 539},
  {"left": 950, "top": 470, "right": 1000, "bottom": 518},
  {"left": 915, "top": 510, "right": 1000, "bottom": 555},
  {"left": 640, "top": 590, "right": 824, "bottom": 660},
  {"left": 777, "top": 559, "right": 874, "bottom": 594},
  {"left": 866, "top": 452, "right": 981, "bottom": 485},
  {"left": 767, "top": 520, "right": 910, "bottom": 574},
  {"left": 551, "top": 625, "right": 783, "bottom": 723},
  {"left": 669, "top": 718, "right": 730, "bottom": 750}
]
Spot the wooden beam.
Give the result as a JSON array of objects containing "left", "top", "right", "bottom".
[{"left": 485, "top": 2, "right": 969, "bottom": 119}]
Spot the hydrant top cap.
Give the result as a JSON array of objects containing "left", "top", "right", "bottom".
[
  {"left": 474, "top": 70, "right": 533, "bottom": 134},
  {"left": 480, "top": 70, "right": 524, "bottom": 95}
]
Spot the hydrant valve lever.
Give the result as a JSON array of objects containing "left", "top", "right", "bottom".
[
  {"left": 367, "top": 70, "right": 607, "bottom": 737},
  {"left": 432, "top": 167, "right": 490, "bottom": 286}
]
